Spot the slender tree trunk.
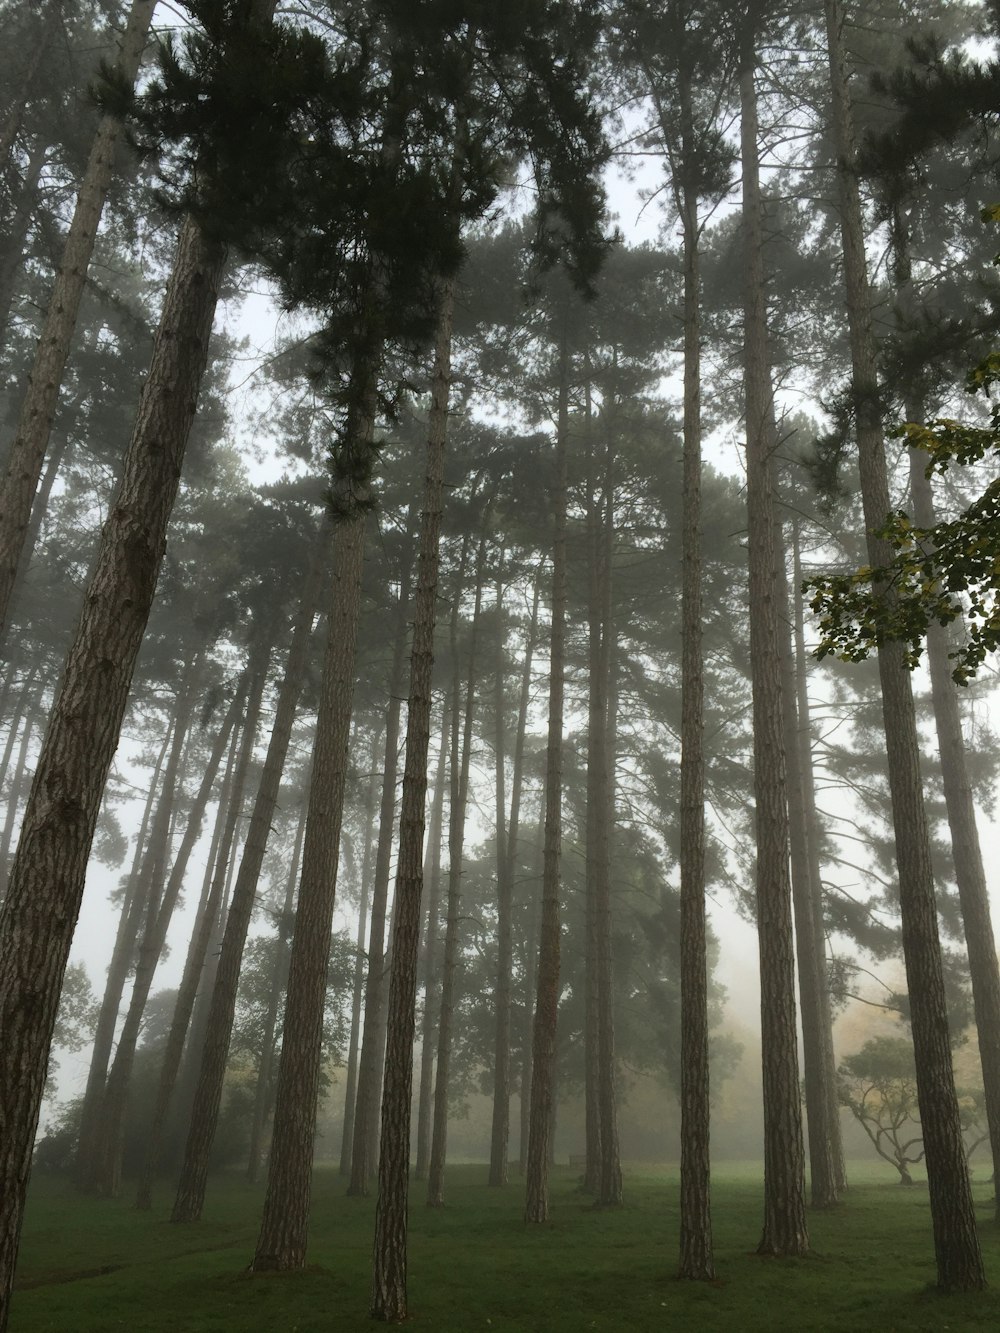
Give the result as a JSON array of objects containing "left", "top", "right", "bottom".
[
  {"left": 740, "top": 17, "right": 808, "bottom": 1257},
  {"left": 595, "top": 430, "right": 621, "bottom": 1209},
  {"left": 170, "top": 526, "right": 328, "bottom": 1222},
  {"left": 414, "top": 690, "right": 452, "bottom": 1181},
  {"left": 251, "top": 390, "right": 375, "bottom": 1271},
  {"left": 677, "top": 160, "right": 714, "bottom": 1277},
  {"left": 371, "top": 273, "right": 454, "bottom": 1322},
  {"left": 524, "top": 333, "right": 569, "bottom": 1225},
  {"left": 427, "top": 531, "right": 486, "bottom": 1208},
  {"left": 74, "top": 719, "right": 172, "bottom": 1181},
  {"left": 0, "top": 0, "right": 157, "bottom": 641},
  {"left": 135, "top": 644, "right": 268, "bottom": 1209},
  {"left": 583, "top": 377, "right": 602, "bottom": 1196},
  {"left": 824, "top": 0, "right": 984, "bottom": 1290},
  {"left": 519, "top": 878, "right": 540, "bottom": 1178},
  {"left": 488, "top": 565, "right": 511, "bottom": 1188},
  {"left": 338, "top": 735, "right": 380, "bottom": 1177},
  {"left": 247, "top": 796, "right": 307, "bottom": 1183},
  {"left": 88, "top": 675, "right": 246, "bottom": 1197},
  {"left": 908, "top": 434, "right": 1000, "bottom": 1223},
  {"left": 77, "top": 651, "right": 204, "bottom": 1189},
  {"left": 775, "top": 518, "right": 837, "bottom": 1209},
  {"left": 347, "top": 529, "right": 415, "bottom": 1196},
  {"left": 790, "top": 521, "right": 846, "bottom": 1193}
]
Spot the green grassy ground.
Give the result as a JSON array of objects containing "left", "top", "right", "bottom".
[{"left": 10, "top": 1163, "right": 1000, "bottom": 1331}]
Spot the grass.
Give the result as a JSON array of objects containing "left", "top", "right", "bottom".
[{"left": 10, "top": 1162, "right": 1000, "bottom": 1331}]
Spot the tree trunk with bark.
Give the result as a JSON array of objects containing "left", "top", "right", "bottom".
[
  {"left": 247, "top": 798, "right": 306, "bottom": 1184},
  {"left": 251, "top": 378, "right": 375, "bottom": 1272},
  {"left": 488, "top": 565, "right": 511, "bottom": 1188},
  {"left": 0, "top": 67, "right": 261, "bottom": 1284},
  {"left": 0, "top": 0, "right": 157, "bottom": 640},
  {"left": 908, "top": 438, "right": 1000, "bottom": 1222},
  {"left": 171, "top": 525, "right": 329, "bottom": 1222},
  {"left": 791, "top": 521, "right": 846, "bottom": 1194},
  {"left": 347, "top": 530, "right": 414, "bottom": 1196},
  {"left": 775, "top": 517, "right": 838, "bottom": 1209},
  {"left": 524, "top": 334, "right": 569, "bottom": 1225},
  {"left": 414, "top": 690, "right": 453, "bottom": 1181},
  {"left": 135, "top": 642, "right": 269, "bottom": 1209},
  {"left": 740, "top": 16, "right": 809, "bottom": 1258},
  {"left": 88, "top": 674, "right": 247, "bottom": 1198},
  {"left": 677, "top": 155, "right": 714, "bottom": 1277},
  {"left": 824, "top": 0, "right": 984, "bottom": 1290},
  {"left": 371, "top": 276, "right": 455, "bottom": 1321},
  {"left": 338, "top": 738, "right": 379, "bottom": 1177},
  {"left": 427, "top": 530, "right": 486, "bottom": 1208}
]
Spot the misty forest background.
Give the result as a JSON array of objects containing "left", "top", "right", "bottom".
[{"left": 2, "top": 0, "right": 1000, "bottom": 1326}]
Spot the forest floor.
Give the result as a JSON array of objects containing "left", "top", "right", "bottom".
[{"left": 10, "top": 1162, "right": 1000, "bottom": 1331}]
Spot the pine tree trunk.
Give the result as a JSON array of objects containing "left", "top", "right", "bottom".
[
  {"left": 414, "top": 691, "right": 452, "bottom": 1181},
  {"left": 740, "top": 21, "right": 808, "bottom": 1258},
  {"left": 595, "top": 432, "right": 621, "bottom": 1209},
  {"left": 524, "top": 334, "right": 569, "bottom": 1225},
  {"left": 251, "top": 405, "right": 374, "bottom": 1271},
  {"left": 427, "top": 531, "right": 485, "bottom": 1208},
  {"left": 171, "top": 527, "right": 328, "bottom": 1222},
  {"left": 908, "top": 439, "right": 1000, "bottom": 1223},
  {"left": 0, "top": 170, "right": 236, "bottom": 1316},
  {"left": 74, "top": 719, "right": 172, "bottom": 1183},
  {"left": 791, "top": 522, "right": 846, "bottom": 1194},
  {"left": 77, "top": 649, "right": 205, "bottom": 1190},
  {"left": 338, "top": 743, "right": 379, "bottom": 1178},
  {"left": 488, "top": 566, "right": 511, "bottom": 1188},
  {"left": 88, "top": 675, "right": 246, "bottom": 1198},
  {"left": 824, "top": 0, "right": 984, "bottom": 1290},
  {"left": 371, "top": 275, "right": 455, "bottom": 1321},
  {"left": 247, "top": 798, "right": 306, "bottom": 1184},
  {"left": 347, "top": 534, "right": 414, "bottom": 1196},
  {"left": 583, "top": 376, "right": 602, "bottom": 1196},
  {"left": 775, "top": 519, "right": 837, "bottom": 1209},
  {"left": 135, "top": 645, "right": 268, "bottom": 1209},
  {"left": 0, "top": 0, "right": 156, "bottom": 640},
  {"left": 677, "top": 164, "right": 714, "bottom": 1278}
]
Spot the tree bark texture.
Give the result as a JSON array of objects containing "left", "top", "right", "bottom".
[
  {"left": 908, "top": 445, "right": 1000, "bottom": 1222},
  {"left": 524, "top": 337, "right": 569, "bottom": 1225},
  {"left": 427, "top": 528, "right": 485, "bottom": 1208},
  {"left": 824, "top": 0, "right": 984, "bottom": 1290},
  {"left": 414, "top": 690, "right": 453, "bottom": 1181},
  {"left": 775, "top": 517, "right": 838, "bottom": 1209},
  {"left": 347, "top": 530, "right": 414, "bottom": 1196},
  {"left": 677, "top": 165, "right": 714, "bottom": 1278},
  {"left": 251, "top": 497, "right": 367, "bottom": 1272},
  {"left": 595, "top": 424, "right": 621, "bottom": 1210},
  {"left": 371, "top": 276, "right": 454, "bottom": 1322},
  {"left": 791, "top": 522, "right": 846, "bottom": 1194},
  {"left": 488, "top": 567, "right": 511, "bottom": 1188},
  {"left": 247, "top": 797, "right": 306, "bottom": 1184},
  {"left": 0, "top": 0, "right": 157, "bottom": 640},
  {"left": 0, "top": 200, "right": 229, "bottom": 1326},
  {"left": 171, "top": 525, "right": 329, "bottom": 1223},
  {"left": 740, "top": 23, "right": 809, "bottom": 1258},
  {"left": 583, "top": 377, "right": 602, "bottom": 1197},
  {"left": 338, "top": 736, "right": 380, "bottom": 1177}
]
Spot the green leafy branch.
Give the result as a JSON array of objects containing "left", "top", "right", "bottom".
[{"left": 807, "top": 347, "right": 1000, "bottom": 686}]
